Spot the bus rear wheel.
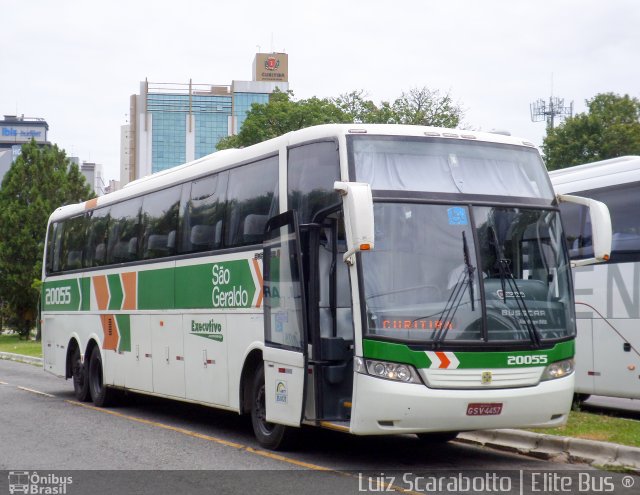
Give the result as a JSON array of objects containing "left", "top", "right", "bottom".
[
  {"left": 71, "top": 346, "right": 90, "bottom": 402},
  {"left": 250, "top": 364, "right": 295, "bottom": 450},
  {"left": 88, "top": 346, "right": 115, "bottom": 407}
]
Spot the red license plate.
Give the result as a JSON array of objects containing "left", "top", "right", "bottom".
[{"left": 466, "top": 402, "right": 503, "bottom": 416}]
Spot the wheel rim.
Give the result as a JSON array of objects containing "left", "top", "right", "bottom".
[{"left": 255, "top": 383, "right": 276, "bottom": 436}]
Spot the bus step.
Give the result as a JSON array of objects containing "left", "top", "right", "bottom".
[{"left": 319, "top": 421, "right": 350, "bottom": 433}]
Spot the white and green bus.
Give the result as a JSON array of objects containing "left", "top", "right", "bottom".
[{"left": 41, "top": 124, "right": 611, "bottom": 449}]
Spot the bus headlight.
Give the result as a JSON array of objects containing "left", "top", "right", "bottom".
[
  {"left": 354, "top": 357, "right": 422, "bottom": 384},
  {"left": 541, "top": 358, "right": 575, "bottom": 381}
]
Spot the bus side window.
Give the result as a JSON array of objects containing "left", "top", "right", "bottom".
[
  {"left": 48, "top": 222, "right": 64, "bottom": 273},
  {"left": 180, "top": 172, "right": 227, "bottom": 254},
  {"left": 225, "top": 157, "right": 278, "bottom": 247},
  {"left": 141, "top": 185, "right": 181, "bottom": 259},
  {"left": 588, "top": 183, "right": 640, "bottom": 261},
  {"left": 288, "top": 141, "right": 340, "bottom": 224},
  {"left": 107, "top": 198, "right": 143, "bottom": 264},
  {"left": 60, "top": 215, "right": 87, "bottom": 271},
  {"left": 85, "top": 207, "right": 110, "bottom": 268}
]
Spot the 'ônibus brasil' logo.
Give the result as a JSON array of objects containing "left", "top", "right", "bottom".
[{"left": 264, "top": 56, "right": 280, "bottom": 71}]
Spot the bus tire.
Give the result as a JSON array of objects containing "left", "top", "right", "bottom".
[
  {"left": 88, "top": 346, "right": 114, "bottom": 407},
  {"left": 250, "top": 364, "right": 295, "bottom": 450},
  {"left": 572, "top": 393, "right": 591, "bottom": 409},
  {"left": 416, "top": 432, "right": 459, "bottom": 443},
  {"left": 71, "top": 346, "right": 91, "bottom": 402}
]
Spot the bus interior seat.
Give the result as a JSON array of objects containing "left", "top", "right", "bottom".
[
  {"left": 66, "top": 251, "right": 82, "bottom": 270},
  {"left": 145, "top": 234, "right": 169, "bottom": 258},
  {"left": 128, "top": 237, "right": 138, "bottom": 256},
  {"left": 94, "top": 243, "right": 106, "bottom": 264},
  {"left": 243, "top": 214, "right": 268, "bottom": 244},
  {"left": 166, "top": 230, "right": 176, "bottom": 250},
  {"left": 214, "top": 221, "right": 222, "bottom": 247},
  {"left": 190, "top": 225, "right": 214, "bottom": 249}
]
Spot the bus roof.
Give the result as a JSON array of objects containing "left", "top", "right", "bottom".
[
  {"left": 48, "top": 123, "right": 540, "bottom": 223},
  {"left": 549, "top": 155, "right": 640, "bottom": 194}
]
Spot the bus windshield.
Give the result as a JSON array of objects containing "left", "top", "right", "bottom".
[
  {"left": 361, "top": 203, "right": 574, "bottom": 345},
  {"left": 351, "top": 136, "right": 554, "bottom": 199}
]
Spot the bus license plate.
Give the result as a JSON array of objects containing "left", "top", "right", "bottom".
[{"left": 466, "top": 403, "right": 503, "bottom": 416}]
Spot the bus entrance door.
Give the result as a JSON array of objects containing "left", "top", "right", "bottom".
[{"left": 262, "top": 211, "right": 308, "bottom": 427}]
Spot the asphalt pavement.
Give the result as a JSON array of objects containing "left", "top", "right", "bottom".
[{"left": 2, "top": 351, "right": 639, "bottom": 473}]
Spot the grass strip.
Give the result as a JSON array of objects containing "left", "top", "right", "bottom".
[
  {"left": 530, "top": 410, "right": 640, "bottom": 448},
  {"left": 0, "top": 333, "right": 43, "bottom": 358}
]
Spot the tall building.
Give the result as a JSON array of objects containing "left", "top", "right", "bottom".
[
  {"left": 123, "top": 52, "right": 289, "bottom": 185},
  {"left": 70, "top": 157, "right": 106, "bottom": 196},
  {"left": 0, "top": 115, "right": 50, "bottom": 185}
]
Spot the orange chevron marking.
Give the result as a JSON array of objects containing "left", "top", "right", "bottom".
[
  {"left": 93, "top": 275, "right": 109, "bottom": 311},
  {"left": 252, "top": 258, "right": 264, "bottom": 308},
  {"left": 85, "top": 198, "right": 98, "bottom": 210},
  {"left": 436, "top": 351, "right": 451, "bottom": 369},
  {"left": 121, "top": 272, "right": 137, "bottom": 310},
  {"left": 100, "top": 314, "right": 119, "bottom": 351}
]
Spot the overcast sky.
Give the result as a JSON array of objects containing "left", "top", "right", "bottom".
[{"left": 2, "top": 0, "right": 639, "bottom": 181}]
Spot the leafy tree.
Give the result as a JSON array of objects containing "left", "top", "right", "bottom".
[
  {"left": 543, "top": 93, "right": 640, "bottom": 170},
  {"left": 0, "top": 140, "right": 94, "bottom": 338},
  {"left": 334, "top": 88, "right": 463, "bottom": 127},
  {"left": 218, "top": 87, "right": 465, "bottom": 149},
  {"left": 217, "top": 90, "right": 349, "bottom": 149}
]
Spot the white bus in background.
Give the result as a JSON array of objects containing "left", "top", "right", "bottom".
[
  {"left": 42, "top": 124, "right": 611, "bottom": 450},
  {"left": 551, "top": 156, "right": 640, "bottom": 402}
]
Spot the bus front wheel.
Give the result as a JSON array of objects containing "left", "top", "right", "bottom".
[
  {"left": 88, "top": 346, "right": 115, "bottom": 407},
  {"left": 71, "top": 346, "right": 91, "bottom": 402},
  {"left": 250, "top": 364, "right": 294, "bottom": 450}
]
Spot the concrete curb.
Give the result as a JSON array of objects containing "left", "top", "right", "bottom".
[
  {"left": 0, "top": 351, "right": 43, "bottom": 366},
  {"left": 458, "top": 429, "right": 640, "bottom": 472}
]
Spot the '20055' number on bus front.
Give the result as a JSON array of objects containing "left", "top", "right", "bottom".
[
  {"left": 507, "top": 355, "right": 548, "bottom": 365},
  {"left": 45, "top": 287, "right": 72, "bottom": 305}
]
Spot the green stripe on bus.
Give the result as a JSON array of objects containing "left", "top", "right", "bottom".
[
  {"left": 138, "top": 268, "right": 174, "bottom": 310},
  {"left": 363, "top": 339, "right": 575, "bottom": 369},
  {"left": 107, "top": 274, "right": 124, "bottom": 310},
  {"left": 115, "top": 314, "right": 131, "bottom": 352},
  {"left": 175, "top": 264, "right": 215, "bottom": 309},
  {"left": 80, "top": 277, "right": 91, "bottom": 311},
  {"left": 41, "top": 279, "right": 82, "bottom": 312}
]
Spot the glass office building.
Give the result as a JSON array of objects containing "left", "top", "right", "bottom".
[{"left": 123, "top": 53, "right": 289, "bottom": 185}]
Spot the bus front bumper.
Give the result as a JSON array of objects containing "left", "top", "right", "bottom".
[{"left": 349, "top": 372, "right": 574, "bottom": 435}]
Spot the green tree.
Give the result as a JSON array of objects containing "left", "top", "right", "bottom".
[
  {"left": 217, "top": 90, "right": 349, "bottom": 149},
  {"left": 543, "top": 93, "right": 640, "bottom": 170},
  {"left": 0, "top": 140, "right": 94, "bottom": 339},
  {"left": 218, "top": 87, "right": 465, "bottom": 149}
]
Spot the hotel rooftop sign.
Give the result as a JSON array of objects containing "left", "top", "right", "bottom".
[
  {"left": 0, "top": 116, "right": 49, "bottom": 145},
  {"left": 253, "top": 53, "right": 288, "bottom": 83}
]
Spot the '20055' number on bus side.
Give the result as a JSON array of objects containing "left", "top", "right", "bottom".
[
  {"left": 45, "top": 287, "right": 72, "bottom": 305},
  {"left": 507, "top": 355, "right": 548, "bottom": 365}
]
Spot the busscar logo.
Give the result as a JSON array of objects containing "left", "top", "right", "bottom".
[{"left": 496, "top": 289, "right": 525, "bottom": 299}]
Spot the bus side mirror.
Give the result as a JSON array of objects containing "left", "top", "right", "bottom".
[
  {"left": 557, "top": 194, "right": 612, "bottom": 267},
  {"left": 334, "top": 181, "right": 375, "bottom": 265}
]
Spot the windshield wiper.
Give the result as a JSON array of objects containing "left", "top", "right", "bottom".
[
  {"left": 488, "top": 227, "right": 541, "bottom": 347},
  {"left": 432, "top": 232, "right": 477, "bottom": 345},
  {"left": 462, "top": 231, "right": 476, "bottom": 312}
]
